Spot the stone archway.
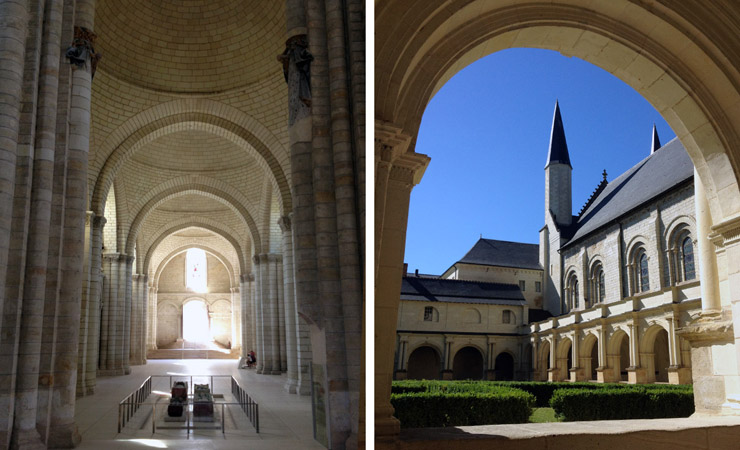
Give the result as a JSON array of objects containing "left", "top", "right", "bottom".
[
  {"left": 452, "top": 346, "right": 484, "bottom": 380},
  {"left": 377, "top": 3, "right": 740, "bottom": 437},
  {"left": 407, "top": 346, "right": 441, "bottom": 380},
  {"left": 494, "top": 352, "right": 515, "bottom": 381}
]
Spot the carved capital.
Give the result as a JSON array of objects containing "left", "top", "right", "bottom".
[
  {"left": 388, "top": 152, "right": 431, "bottom": 187},
  {"left": 240, "top": 273, "right": 255, "bottom": 283},
  {"left": 66, "top": 26, "right": 101, "bottom": 77},
  {"left": 278, "top": 215, "right": 291, "bottom": 233},
  {"left": 677, "top": 314, "right": 734, "bottom": 343},
  {"left": 375, "top": 120, "right": 411, "bottom": 164},
  {"left": 86, "top": 211, "right": 95, "bottom": 225},
  {"left": 93, "top": 215, "right": 107, "bottom": 229}
]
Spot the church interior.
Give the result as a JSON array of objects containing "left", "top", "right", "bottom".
[{"left": 0, "top": 0, "right": 364, "bottom": 449}]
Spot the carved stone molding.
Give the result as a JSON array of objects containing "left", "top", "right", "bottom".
[
  {"left": 388, "top": 152, "right": 431, "bottom": 186},
  {"left": 240, "top": 273, "right": 255, "bottom": 283},
  {"left": 709, "top": 212, "right": 740, "bottom": 247},
  {"left": 375, "top": 120, "right": 411, "bottom": 163},
  {"left": 677, "top": 314, "right": 734, "bottom": 343}
]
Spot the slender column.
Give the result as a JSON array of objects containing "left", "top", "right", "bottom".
[
  {"left": 77, "top": 212, "right": 96, "bottom": 396},
  {"left": 231, "top": 286, "right": 240, "bottom": 350},
  {"left": 84, "top": 215, "right": 105, "bottom": 394},
  {"left": 239, "top": 273, "right": 254, "bottom": 365},
  {"left": 280, "top": 216, "right": 300, "bottom": 392},
  {"left": 253, "top": 256, "right": 265, "bottom": 373},
  {"left": 628, "top": 323, "right": 639, "bottom": 367},
  {"left": 147, "top": 283, "right": 157, "bottom": 350},
  {"left": 695, "top": 169, "right": 721, "bottom": 313},
  {"left": 375, "top": 122, "right": 429, "bottom": 439},
  {"left": 99, "top": 253, "right": 131, "bottom": 376},
  {"left": 129, "top": 274, "right": 140, "bottom": 365},
  {"left": 48, "top": 2, "right": 98, "bottom": 443},
  {"left": 276, "top": 254, "right": 286, "bottom": 372},
  {"left": 269, "top": 254, "right": 282, "bottom": 375},
  {"left": 667, "top": 317, "right": 678, "bottom": 366},
  {"left": 121, "top": 255, "right": 133, "bottom": 374}
]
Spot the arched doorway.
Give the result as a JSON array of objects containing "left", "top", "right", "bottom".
[
  {"left": 585, "top": 336, "right": 599, "bottom": 381},
  {"left": 452, "top": 346, "right": 484, "bottom": 380},
  {"left": 407, "top": 346, "right": 440, "bottom": 380},
  {"left": 183, "top": 300, "right": 210, "bottom": 343},
  {"left": 494, "top": 352, "right": 515, "bottom": 381},
  {"left": 617, "top": 333, "right": 630, "bottom": 382},
  {"left": 654, "top": 329, "right": 671, "bottom": 383}
]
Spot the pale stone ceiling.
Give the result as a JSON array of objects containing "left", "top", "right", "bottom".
[{"left": 90, "top": 0, "right": 289, "bottom": 277}]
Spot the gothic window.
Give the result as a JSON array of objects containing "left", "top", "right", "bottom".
[
  {"left": 502, "top": 309, "right": 513, "bottom": 324},
  {"left": 423, "top": 306, "right": 439, "bottom": 322},
  {"left": 638, "top": 249, "right": 649, "bottom": 292},
  {"left": 186, "top": 248, "right": 207, "bottom": 293},
  {"left": 682, "top": 237, "right": 696, "bottom": 281}
]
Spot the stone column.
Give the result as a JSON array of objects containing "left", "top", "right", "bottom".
[
  {"left": 375, "top": 122, "right": 430, "bottom": 440},
  {"left": 697, "top": 169, "right": 721, "bottom": 313},
  {"left": 280, "top": 215, "right": 300, "bottom": 392},
  {"left": 129, "top": 274, "right": 141, "bottom": 365},
  {"left": 238, "top": 273, "right": 254, "bottom": 366},
  {"left": 268, "top": 254, "right": 283, "bottom": 375},
  {"left": 441, "top": 337, "right": 454, "bottom": 380},
  {"left": 147, "top": 282, "right": 157, "bottom": 350},
  {"left": 84, "top": 214, "right": 105, "bottom": 394},
  {"left": 231, "top": 286, "right": 240, "bottom": 350},
  {"left": 627, "top": 321, "right": 646, "bottom": 383},
  {"left": 547, "top": 335, "right": 559, "bottom": 381},
  {"left": 485, "top": 340, "right": 496, "bottom": 380},
  {"left": 253, "top": 255, "right": 265, "bottom": 373},
  {"left": 99, "top": 253, "right": 132, "bottom": 376},
  {"left": 596, "top": 325, "right": 613, "bottom": 382}
]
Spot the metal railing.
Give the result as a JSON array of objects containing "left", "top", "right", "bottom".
[
  {"left": 118, "top": 377, "right": 152, "bottom": 432},
  {"left": 231, "top": 377, "right": 260, "bottom": 432},
  {"left": 117, "top": 375, "right": 259, "bottom": 434}
]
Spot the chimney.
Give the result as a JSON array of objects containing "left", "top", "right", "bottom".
[
  {"left": 403, "top": 263, "right": 408, "bottom": 276},
  {"left": 415, "top": 269, "right": 419, "bottom": 276}
]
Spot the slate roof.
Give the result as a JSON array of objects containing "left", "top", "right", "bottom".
[
  {"left": 527, "top": 309, "right": 553, "bottom": 324},
  {"left": 455, "top": 238, "right": 541, "bottom": 270},
  {"left": 400, "top": 276, "right": 526, "bottom": 305},
  {"left": 545, "top": 101, "right": 572, "bottom": 168},
  {"left": 565, "top": 137, "right": 693, "bottom": 247}
]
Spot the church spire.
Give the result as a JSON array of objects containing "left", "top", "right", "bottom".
[
  {"left": 545, "top": 100, "right": 572, "bottom": 169},
  {"left": 651, "top": 123, "right": 661, "bottom": 154}
]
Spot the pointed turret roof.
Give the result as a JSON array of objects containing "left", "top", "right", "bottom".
[
  {"left": 651, "top": 123, "right": 661, "bottom": 154},
  {"left": 545, "top": 100, "right": 572, "bottom": 168}
]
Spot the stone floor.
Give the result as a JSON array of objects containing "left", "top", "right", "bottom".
[{"left": 74, "top": 360, "right": 325, "bottom": 449}]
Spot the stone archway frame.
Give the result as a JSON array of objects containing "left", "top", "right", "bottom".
[
  {"left": 640, "top": 322, "right": 671, "bottom": 383},
  {"left": 90, "top": 99, "right": 291, "bottom": 217},
  {"left": 152, "top": 245, "right": 238, "bottom": 292},
  {"left": 450, "top": 345, "right": 486, "bottom": 380},
  {"left": 142, "top": 220, "right": 247, "bottom": 282},
  {"left": 405, "top": 343, "right": 444, "bottom": 379},
  {"left": 581, "top": 331, "right": 600, "bottom": 380},
  {"left": 377, "top": 0, "right": 740, "bottom": 223},
  {"left": 608, "top": 327, "right": 631, "bottom": 381},
  {"left": 124, "top": 178, "right": 262, "bottom": 256}
]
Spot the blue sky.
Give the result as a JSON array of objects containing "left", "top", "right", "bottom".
[{"left": 404, "top": 48, "right": 677, "bottom": 275}]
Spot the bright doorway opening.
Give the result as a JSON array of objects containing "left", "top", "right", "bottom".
[{"left": 183, "top": 300, "right": 210, "bottom": 343}]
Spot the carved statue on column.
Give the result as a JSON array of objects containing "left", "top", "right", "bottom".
[
  {"left": 277, "top": 35, "right": 313, "bottom": 125},
  {"left": 65, "top": 26, "right": 101, "bottom": 78}
]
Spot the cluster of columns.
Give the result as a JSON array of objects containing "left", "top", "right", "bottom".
[
  {"left": 245, "top": 216, "right": 311, "bottom": 394},
  {"left": 0, "top": 0, "right": 95, "bottom": 447}
]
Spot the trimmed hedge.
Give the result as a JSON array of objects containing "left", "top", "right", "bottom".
[
  {"left": 550, "top": 386, "right": 694, "bottom": 421},
  {"left": 391, "top": 387, "right": 534, "bottom": 428},
  {"left": 392, "top": 380, "right": 692, "bottom": 407}
]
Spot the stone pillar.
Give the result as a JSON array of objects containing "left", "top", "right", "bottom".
[
  {"left": 547, "top": 335, "right": 559, "bottom": 382},
  {"left": 268, "top": 254, "right": 283, "bottom": 375},
  {"left": 231, "top": 286, "right": 240, "bottom": 350},
  {"left": 394, "top": 338, "right": 408, "bottom": 380},
  {"left": 239, "top": 273, "right": 254, "bottom": 366},
  {"left": 485, "top": 340, "right": 496, "bottom": 380},
  {"left": 84, "top": 215, "right": 105, "bottom": 394},
  {"left": 678, "top": 172, "right": 736, "bottom": 413},
  {"left": 129, "top": 274, "right": 147, "bottom": 366},
  {"left": 627, "top": 321, "right": 647, "bottom": 383},
  {"left": 280, "top": 215, "right": 300, "bottom": 392},
  {"left": 374, "top": 122, "right": 430, "bottom": 440},
  {"left": 596, "top": 325, "right": 614, "bottom": 382},
  {"left": 147, "top": 282, "right": 157, "bottom": 350},
  {"left": 253, "top": 256, "right": 265, "bottom": 372},
  {"left": 441, "top": 337, "right": 454, "bottom": 380},
  {"left": 99, "top": 253, "right": 132, "bottom": 376},
  {"left": 570, "top": 330, "right": 586, "bottom": 381}
]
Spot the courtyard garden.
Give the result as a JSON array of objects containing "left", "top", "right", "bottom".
[{"left": 391, "top": 380, "right": 694, "bottom": 428}]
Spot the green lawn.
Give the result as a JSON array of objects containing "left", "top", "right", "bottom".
[{"left": 529, "top": 407, "right": 559, "bottom": 423}]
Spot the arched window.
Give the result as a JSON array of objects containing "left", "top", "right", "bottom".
[
  {"left": 589, "top": 263, "right": 605, "bottom": 307},
  {"left": 423, "top": 306, "right": 439, "bottom": 322},
  {"left": 565, "top": 273, "right": 579, "bottom": 311},
  {"left": 186, "top": 248, "right": 207, "bottom": 293},
  {"left": 502, "top": 309, "right": 514, "bottom": 324},
  {"left": 682, "top": 237, "right": 695, "bottom": 281},
  {"left": 638, "top": 249, "right": 649, "bottom": 292}
]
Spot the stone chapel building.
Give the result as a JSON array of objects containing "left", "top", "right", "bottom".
[
  {"left": 394, "top": 103, "right": 699, "bottom": 386},
  {"left": 0, "top": 1, "right": 364, "bottom": 449}
]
